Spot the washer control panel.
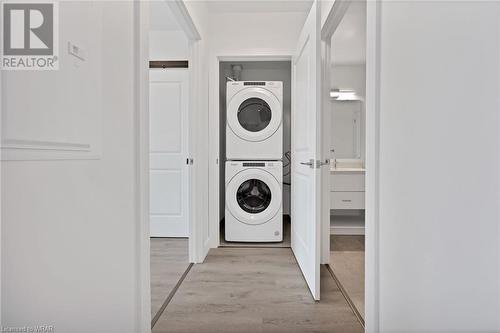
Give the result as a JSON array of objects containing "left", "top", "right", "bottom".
[
  {"left": 229, "top": 81, "right": 282, "bottom": 89},
  {"left": 242, "top": 162, "right": 266, "bottom": 167}
]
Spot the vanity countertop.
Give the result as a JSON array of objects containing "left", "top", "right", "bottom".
[{"left": 330, "top": 168, "right": 366, "bottom": 174}]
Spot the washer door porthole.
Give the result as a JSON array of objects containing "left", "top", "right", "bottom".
[
  {"left": 226, "top": 169, "right": 282, "bottom": 225},
  {"left": 236, "top": 179, "right": 272, "bottom": 214}
]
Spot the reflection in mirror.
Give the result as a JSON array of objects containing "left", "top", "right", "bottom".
[{"left": 331, "top": 99, "right": 362, "bottom": 160}]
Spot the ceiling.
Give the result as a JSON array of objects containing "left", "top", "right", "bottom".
[
  {"left": 207, "top": 0, "right": 313, "bottom": 13},
  {"left": 149, "top": 1, "right": 313, "bottom": 30},
  {"left": 149, "top": 1, "right": 182, "bottom": 31},
  {"left": 331, "top": 0, "right": 366, "bottom": 65}
]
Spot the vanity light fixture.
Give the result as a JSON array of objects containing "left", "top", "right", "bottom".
[{"left": 330, "top": 88, "right": 358, "bottom": 101}]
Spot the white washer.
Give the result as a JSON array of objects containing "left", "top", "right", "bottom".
[
  {"left": 225, "top": 161, "right": 283, "bottom": 242},
  {"left": 226, "top": 81, "right": 283, "bottom": 160}
]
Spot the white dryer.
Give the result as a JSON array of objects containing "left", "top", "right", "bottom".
[
  {"left": 225, "top": 161, "right": 283, "bottom": 242},
  {"left": 226, "top": 81, "right": 283, "bottom": 160}
]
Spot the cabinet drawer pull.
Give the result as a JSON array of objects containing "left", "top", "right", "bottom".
[{"left": 331, "top": 192, "right": 364, "bottom": 209}]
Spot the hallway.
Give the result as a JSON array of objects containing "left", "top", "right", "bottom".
[{"left": 152, "top": 248, "right": 363, "bottom": 333}]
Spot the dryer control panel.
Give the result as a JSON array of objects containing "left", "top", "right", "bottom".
[
  {"left": 228, "top": 161, "right": 280, "bottom": 170},
  {"left": 243, "top": 82, "right": 265, "bottom": 86}
]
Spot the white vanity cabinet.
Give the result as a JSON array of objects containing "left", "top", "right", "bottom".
[
  {"left": 330, "top": 169, "right": 366, "bottom": 235},
  {"left": 330, "top": 171, "right": 365, "bottom": 209}
]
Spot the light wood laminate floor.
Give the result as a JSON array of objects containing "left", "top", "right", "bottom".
[
  {"left": 330, "top": 235, "right": 365, "bottom": 319},
  {"left": 153, "top": 247, "right": 363, "bottom": 333},
  {"left": 150, "top": 238, "right": 189, "bottom": 317}
]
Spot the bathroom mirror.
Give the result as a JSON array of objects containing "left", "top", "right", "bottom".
[{"left": 331, "top": 99, "right": 362, "bottom": 160}]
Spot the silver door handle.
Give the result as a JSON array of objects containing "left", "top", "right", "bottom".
[
  {"left": 300, "top": 159, "right": 315, "bottom": 168},
  {"left": 300, "top": 159, "right": 329, "bottom": 169},
  {"left": 319, "top": 159, "right": 330, "bottom": 166}
]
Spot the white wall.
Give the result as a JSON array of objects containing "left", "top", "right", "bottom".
[
  {"left": 208, "top": 11, "right": 308, "bottom": 55},
  {"left": 2, "top": 1, "right": 103, "bottom": 160},
  {"left": 208, "top": 10, "right": 308, "bottom": 247},
  {"left": 1, "top": 2, "right": 140, "bottom": 331},
  {"left": 149, "top": 30, "right": 188, "bottom": 60},
  {"left": 375, "top": 1, "right": 500, "bottom": 332},
  {"left": 331, "top": 64, "right": 366, "bottom": 98}
]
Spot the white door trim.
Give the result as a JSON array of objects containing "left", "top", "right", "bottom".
[
  {"left": 134, "top": 1, "right": 204, "bottom": 331},
  {"left": 320, "top": 32, "right": 332, "bottom": 265},
  {"left": 188, "top": 38, "right": 211, "bottom": 264},
  {"left": 0, "top": 27, "right": 3, "bottom": 326},
  {"left": 364, "top": 1, "right": 382, "bottom": 331},
  {"left": 208, "top": 53, "right": 293, "bottom": 249},
  {"left": 134, "top": 2, "right": 151, "bottom": 331},
  {"left": 321, "top": 0, "right": 381, "bottom": 331},
  {"left": 166, "top": 1, "right": 201, "bottom": 41},
  {"left": 320, "top": 0, "right": 353, "bottom": 267}
]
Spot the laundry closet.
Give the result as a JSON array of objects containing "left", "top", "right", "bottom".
[
  {"left": 218, "top": 61, "right": 292, "bottom": 246},
  {"left": 205, "top": 2, "right": 330, "bottom": 299}
]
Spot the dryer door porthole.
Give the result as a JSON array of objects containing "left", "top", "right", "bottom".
[
  {"left": 237, "top": 98, "right": 272, "bottom": 133},
  {"left": 226, "top": 169, "right": 282, "bottom": 225},
  {"left": 227, "top": 87, "right": 282, "bottom": 142}
]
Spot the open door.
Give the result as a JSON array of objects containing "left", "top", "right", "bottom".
[{"left": 291, "top": 1, "right": 322, "bottom": 300}]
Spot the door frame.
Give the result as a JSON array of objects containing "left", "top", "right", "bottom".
[
  {"left": 134, "top": 1, "right": 203, "bottom": 332},
  {"left": 208, "top": 52, "right": 293, "bottom": 249},
  {"left": 321, "top": 0, "right": 381, "bottom": 332},
  {"left": 319, "top": 0, "right": 352, "bottom": 267}
]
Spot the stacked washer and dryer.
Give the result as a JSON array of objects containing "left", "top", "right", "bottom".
[{"left": 225, "top": 81, "right": 284, "bottom": 242}]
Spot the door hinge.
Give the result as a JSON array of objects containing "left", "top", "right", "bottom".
[{"left": 186, "top": 157, "right": 194, "bottom": 165}]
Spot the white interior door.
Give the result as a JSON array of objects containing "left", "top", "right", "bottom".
[
  {"left": 149, "top": 69, "right": 189, "bottom": 237},
  {"left": 291, "top": 1, "right": 322, "bottom": 300}
]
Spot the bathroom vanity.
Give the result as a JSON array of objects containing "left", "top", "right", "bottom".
[
  {"left": 331, "top": 168, "right": 365, "bottom": 210},
  {"left": 330, "top": 159, "right": 365, "bottom": 235},
  {"left": 329, "top": 66, "right": 366, "bottom": 235}
]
